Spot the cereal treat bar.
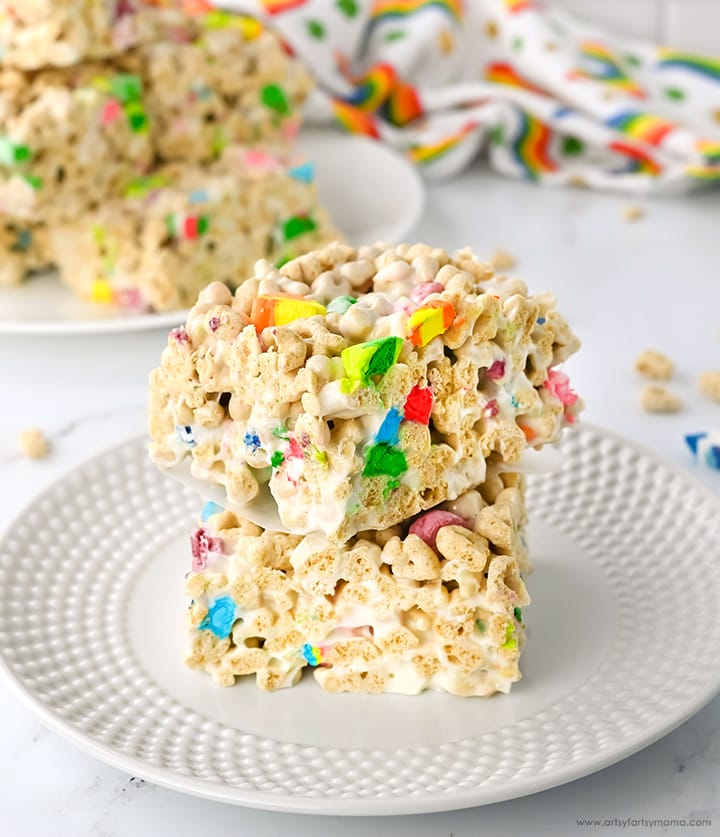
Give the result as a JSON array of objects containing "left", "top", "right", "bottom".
[
  {"left": 0, "top": 1, "right": 150, "bottom": 70},
  {"left": 185, "top": 472, "right": 531, "bottom": 696},
  {"left": 125, "top": 9, "right": 313, "bottom": 163},
  {"left": 0, "top": 64, "right": 153, "bottom": 221},
  {"left": 0, "top": 219, "right": 50, "bottom": 285},
  {"left": 149, "top": 242, "right": 582, "bottom": 542},
  {"left": 50, "top": 153, "right": 339, "bottom": 312}
]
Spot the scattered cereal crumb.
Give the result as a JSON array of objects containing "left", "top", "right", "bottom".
[
  {"left": 19, "top": 428, "right": 49, "bottom": 459},
  {"left": 623, "top": 205, "right": 645, "bottom": 222},
  {"left": 635, "top": 349, "right": 674, "bottom": 381},
  {"left": 490, "top": 249, "right": 516, "bottom": 271},
  {"left": 640, "top": 385, "right": 682, "bottom": 414},
  {"left": 699, "top": 370, "right": 720, "bottom": 402}
]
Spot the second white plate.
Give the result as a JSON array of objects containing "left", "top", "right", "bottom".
[
  {"left": 0, "top": 425, "right": 718, "bottom": 815},
  {"left": 0, "top": 129, "right": 425, "bottom": 336}
]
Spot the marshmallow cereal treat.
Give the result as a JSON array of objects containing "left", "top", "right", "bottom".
[
  {"left": 126, "top": 9, "right": 313, "bottom": 163},
  {"left": 50, "top": 154, "right": 339, "bottom": 312},
  {"left": 0, "top": 63, "right": 153, "bottom": 221},
  {"left": 0, "top": 1, "right": 151, "bottom": 70},
  {"left": 149, "top": 242, "right": 582, "bottom": 543},
  {"left": 185, "top": 472, "right": 530, "bottom": 695}
]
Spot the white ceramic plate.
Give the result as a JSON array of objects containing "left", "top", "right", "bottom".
[
  {"left": 0, "top": 130, "right": 425, "bottom": 336},
  {"left": 0, "top": 424, "right": 718, "bottom": 815}
]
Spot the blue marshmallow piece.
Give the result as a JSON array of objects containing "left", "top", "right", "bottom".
[
  {"left": 376, "top": 407, "right": 403, "bottom": 445},
  {"left": 289, "top": 161, "right": 315, "bottom": 183},
  {"left": 201, "top": 500, "right": 224, "bottom": 523}
]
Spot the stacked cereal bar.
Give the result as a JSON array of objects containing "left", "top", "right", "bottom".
[
  {"left": 0, "top": 0, "right": 150, "bottom": 70},
  {"left": 149, "top": 242, "right": 581, "bottom": 543},
  {"left": 50, "top": 152, "right": 340, "bottom": 312},
  {"left": 149, "top": 242, "right": 582, "bottom": 695},
  {"left": 185, "top": 474, "right": 530, "bottom": 696}
]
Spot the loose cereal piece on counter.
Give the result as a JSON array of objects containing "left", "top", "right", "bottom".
[
  {"left": 50, "top": 153, "right": 340, "bottom": 312},
  {"left": 634, "top": 349, "right": 674, "bottom": 381},
  {"left": 640, "top": 385, "right": 682, "bottom": 414},
  {"left": 685, "top": 431, "right": 720, "bottom": 470},
  {"left": 623, "top": 206, "right": 645, "bottom": 222},
  {"left": 183, "top": 473, "right": 531, "bottom": 696},
  {"left": 148, "top": 242, "right": 582, "bottom": 542},
  {"left": 490, "top": 249, "right": 516, "bottom": 271},
  {"left": 19, "top": 428, "right": 49, "bottom": 459},
  {"left": 0, "top": 0, "right": 153, "bottom": 70},
  {"left": 699, "top": 371, "right": 720, "bottom": 403}
]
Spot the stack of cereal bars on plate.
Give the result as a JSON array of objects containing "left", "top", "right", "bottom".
[
  {"left": 0, "top": 1, "right": 337, "bottom": 310},
  {"left": 149, "top": 242, "right": 583, "bottom": 696}
]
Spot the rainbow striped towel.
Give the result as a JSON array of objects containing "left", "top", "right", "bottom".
[{"left": 219, "top": 0, "right": 720, "bottom": 192}]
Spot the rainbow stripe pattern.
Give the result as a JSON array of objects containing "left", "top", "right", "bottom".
[
  {"left": 509, "top": 111, "right": 557, "bottom": 180},
  {"left": 502, "top": 0, "right": 540, "bottom": 13},
  {"left": 259, "top": 0, "right": 308, "bottom": 15},
  {"left": 686, "top": 164, "right": 720, "bottom": 180},
  {"left": 606, "top": 111, "right": 675, "bottom": 146},
  {"left": 485, "top": 61, "right": 549, "bottom": 96},
  {"left": 368, "top": 0, "right": 464, "bottom": 27},
  {"left": 658, "top": 49, "right": 720, "bottom": 83},
  {"left": 332, "top": 100, "right": 381, "bottom": 138},
  {"left": 569, "top": 41, "right": 646, "bottom": 98},
  {"left": 697, "top": 140, "right": 720, "bottom": 163},
  {"left": 609, "top": 141, "right": 662, "bottom": 176},
  {"left": 408, "top": 121, "right": 477, "bottom": 164}
]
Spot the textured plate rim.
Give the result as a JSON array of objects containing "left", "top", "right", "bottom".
[{"left": 0, "top": 424, "right": 719, "bottom": 816}]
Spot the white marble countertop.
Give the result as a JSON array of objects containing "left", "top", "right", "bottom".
[{"left": 1, "top": 165, "right": 719, "bottom": 835}]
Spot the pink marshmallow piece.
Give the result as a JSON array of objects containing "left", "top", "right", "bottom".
[
  {"left": 410, "top": 282, "right": 444, "bottom": 304},
  {"left": 544, "top": 368, "right": 578, "bottom": 408},
  {"left": 408, "top": 510, "right": 472, "bottom": 551}
]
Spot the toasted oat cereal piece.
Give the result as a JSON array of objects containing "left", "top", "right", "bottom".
[
  {"left": 640, "top": 385, "right": 682, "bottom": 414},
  {"left": 149, "top": 243, "right": 582, "bottom": 541},
  {"left": 19, "top": 428, "right": 49, "bottom": 459},
  {"left": 0, "top": 0, "right": 152, "bottom": 70},
  {"left": 622, "top": 205, "right": 645, "bottom": 222},
  {"left": 50, "top": 154, "right": 340, "bottom": 312},
  {"left": 490, "top": 249, "right": 516, "bottom": 271},
  {"left": 183, "top": 474, "right": 530, "bottom": 696},
  {"left": 635, "top": 349, "right": 674, "bottom": 381},
  {"left": 699, "top": 371, "right": 720, "bottom": 403}
]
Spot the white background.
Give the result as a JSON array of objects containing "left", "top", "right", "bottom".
[{"left": 552, "top": 0, "right": 720, "bottom": 53}]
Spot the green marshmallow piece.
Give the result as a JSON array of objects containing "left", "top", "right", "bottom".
[
  {"left": 282, "top": 215, "right": 317, "bottom": 241},
  {"left": 0, "top": 136, "right": 31, "bottom": 166},
  {"left": 341, "top": 336, "right": 402, "bottom": 382},
  {"left": 326, "top": 295, "right": 357, "bottom": 315},
  {"left": 23, "top": 174, "right": 43, "bottom": 190},
  {"left": 111, "top": 74, "right": 143, "bottom": 103},
  {"left": 363, "top": 443, "right": 408, "bottom": 478},
  {"left": 261, "top": 83, "right": 291, "bottom": 115}
]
